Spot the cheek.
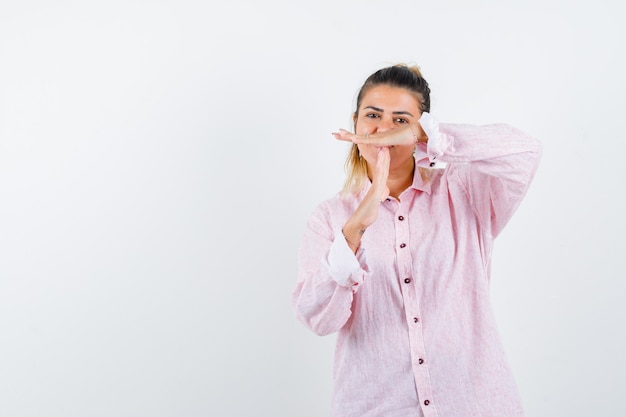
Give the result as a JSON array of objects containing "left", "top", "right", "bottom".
[{"left": 355, "top": 118, "right": 374, "bottom": 134}]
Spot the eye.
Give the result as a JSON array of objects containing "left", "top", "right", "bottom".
[
  {"left": 395, "top": 117, "right": 409, "bottom": 124},
  {"left": 365, "top": 113, "right": 380, "bottom": 119}
]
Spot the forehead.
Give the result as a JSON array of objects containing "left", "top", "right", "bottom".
[{"left": 359, "top": 85, "right": 421, "bottom": 112}]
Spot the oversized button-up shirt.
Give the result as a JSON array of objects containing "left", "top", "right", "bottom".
[{"left": 292, "top": 113, "right": 542, "bottom": 417}]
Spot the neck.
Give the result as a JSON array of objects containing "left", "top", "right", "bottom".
[{"left": 370, "top": 158, "right": 415, "bottom": 199}]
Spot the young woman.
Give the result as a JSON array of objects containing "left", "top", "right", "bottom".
[{"left": 292, "top": 64, "right": 541, "bottom": 417}]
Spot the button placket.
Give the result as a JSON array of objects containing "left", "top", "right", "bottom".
[{"left": 394, "top": 193, "right": 438, "bottom": 417}]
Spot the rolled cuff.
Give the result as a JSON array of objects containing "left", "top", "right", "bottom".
[
  {"left": 321, "top": 230, "right": 370, "bottom": 291},
  {"left": 419, "top": 112, "right": 453, "bottom": 162}
]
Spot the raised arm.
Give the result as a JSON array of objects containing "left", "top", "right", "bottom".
[
  {"left": 423, "top": 114, "right": 542, "bottom": 237},
  {"left": 336, "top": 112, "right": 542, "bottom": 238}
]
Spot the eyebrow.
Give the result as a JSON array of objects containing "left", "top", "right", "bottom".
[{"left": 364, "top": 106, "right": 414, "bottom": 117}]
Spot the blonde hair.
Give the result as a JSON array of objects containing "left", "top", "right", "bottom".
[
  {"left": 340, "top": 64, "right": 431, "bottom": 197},
  {"left": 341, "top": 143, "right": 370, "bottom": 197}
]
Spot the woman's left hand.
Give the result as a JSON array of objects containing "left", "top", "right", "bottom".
[{"left": 332, "top": 123, "right": 427, "bottom": 146}]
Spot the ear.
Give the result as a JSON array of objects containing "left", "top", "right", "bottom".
[{"left": 352, "top": 112, "right": 358, "bottom": 131}]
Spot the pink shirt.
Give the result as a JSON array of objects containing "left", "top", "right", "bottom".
[{"left": 292, "top": 113, "right": 542, "bottom": 417}]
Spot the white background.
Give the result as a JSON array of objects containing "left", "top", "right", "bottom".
[{"left": 1, "top": 1, "right": 624, "bottom": 416}]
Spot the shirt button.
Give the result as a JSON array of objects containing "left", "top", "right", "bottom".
[
  {"left": 413, "top": 317, "right": 419, "bottom": 323},
  {"left": 400, "top": 243, "right": 406, "bottom": 248},
  {"left": 404, "top": 278, "right": 411, "bottom": 284},
  {"left": 424, "top": 400, "right": 430, "bottom": 406},
  {"left": 398, "top": 215, "right": 405, "bottom": 221},
  {"left": 418, "top": 358, "right": 424, "bottom": 364}
]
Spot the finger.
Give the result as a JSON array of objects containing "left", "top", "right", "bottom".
[
  {"left": 332, "top": 129, "right": 356, "bottom": 142},
  {"left": 378, "top": 147, "right": 391, "bottom": 175},
  {"left": 373, "top": 147, "right": 390, "bottom": 185},
  {"left": 352, "top": 133, "right": 392, "bottom": 146},
  {"left": 352, "top": 126, "right": 414, "bottom": 146},
  {"left": 332, "top": 134, "right": 354, "bottom": 143}
]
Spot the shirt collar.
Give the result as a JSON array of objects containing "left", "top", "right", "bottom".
[{"left": 411, "top": 164, "right": 434, "bottom": 194}]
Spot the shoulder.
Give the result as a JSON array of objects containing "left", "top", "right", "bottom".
[
  {"left": 313, "top": 192, "right": 357, "bottom": 216},
  {"left": 307, "top": 191, "right": 361, "bottom": 227}
]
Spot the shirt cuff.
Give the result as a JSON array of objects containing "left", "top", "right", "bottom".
[
  {"left": 419, "top": 112, "right": 453, "bottom": 162},
  {"left": 321, "top": 230, "right": 369, "bottom": 289}
]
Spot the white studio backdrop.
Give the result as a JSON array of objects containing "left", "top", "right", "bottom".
[{"left": 0, "top": 1, "right": 623, "bottom": 416}]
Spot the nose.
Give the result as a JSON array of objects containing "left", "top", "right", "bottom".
[{"left": 375, "top": 115, "right": 394, "bottom": 133}]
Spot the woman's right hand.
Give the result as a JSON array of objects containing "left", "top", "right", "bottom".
[{"left": 341, "top": 146, "right": 390, "bottom": 252}]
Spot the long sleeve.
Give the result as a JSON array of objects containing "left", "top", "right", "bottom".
[
  {"left": 420, "top": 112, "right": 542, "bottom": 238},
  {"left": 291, "top": 200, "right": 371, "bottom": 336},
  {"left": 293, "top": 115, "right": 540, "bottom": 417}
]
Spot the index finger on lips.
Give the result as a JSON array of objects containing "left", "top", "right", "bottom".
[{"left": 376, "top": 147, "right": 391, "bottom": 174}]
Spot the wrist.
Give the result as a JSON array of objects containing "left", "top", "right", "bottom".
[
  {"left": 344, "top": 216, "right": 369, "bottom": 235},
  {"left": 342, "top": 222, "right": 366, "bottom": 252},
  {"left": 341, "top": 227, "right": 364, "bottom": 248},
  {"left": 410, "top": 123, "right": 428, "bottom": 143}
]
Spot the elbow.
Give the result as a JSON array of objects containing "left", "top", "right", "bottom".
[
  {"left": 528, "top": 135, "right": 543, "bottom": 159},
  {"left": 292, "top": 291, "right": 350, "bottom": 336},
  {"left": 520, "top": 129, "right": 542, "bottom": 159},
  {"left": 291, "top": 277, "right": 354, "bottom": 336},
  {"left": 302, "top": 314, "right": 344, "bottom": 336}
]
